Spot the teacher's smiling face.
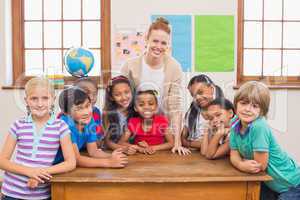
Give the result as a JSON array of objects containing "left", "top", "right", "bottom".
[{"left": 146, "top": 29, "right": 170, "bottom": 60}]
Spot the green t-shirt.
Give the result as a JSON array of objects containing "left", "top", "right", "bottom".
[{"left": 230, "top": 117, "right": 300, "bottom": 193}]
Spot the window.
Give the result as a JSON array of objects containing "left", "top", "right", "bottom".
[
  {"left": 237, "top": 0, "right": 300, "bottom": 87},
  {"left": 12, "top": 0, "right": 111, "bottom": 87}
]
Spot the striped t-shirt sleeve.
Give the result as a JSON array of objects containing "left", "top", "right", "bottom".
[
  {"left": 59, "top": 121, "right": 71, "bottom": 139},
  {"left": 8, "top": 120, "right": 19, "bottom": 139}
]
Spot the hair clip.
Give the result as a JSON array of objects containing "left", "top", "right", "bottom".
[
  {"left": 153, "top": 90, "right": 159, "bottom": 97},
  {"left": 108, "top": 80, "right": 113, "bottom": 86},
  {"left": 111, "top": 75, "right": 128, "bottom": 82}
]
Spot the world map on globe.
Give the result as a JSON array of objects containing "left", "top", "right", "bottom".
[{"left": 64, "top": 47, "right": 95, "bottom": 77}]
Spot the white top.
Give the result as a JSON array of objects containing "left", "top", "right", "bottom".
[
  {"left": 184, "top": 110, "right": 209, "bottom": 141},
  {"left": 140, "top": 57, "right": 165, "bottom": 102}
]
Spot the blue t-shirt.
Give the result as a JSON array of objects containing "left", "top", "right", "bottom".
[
  {"left": 230, "top": 117, "right": 300, "bottom": 193},
  {"left": 54, "top": 114, "right": 98, "bottom": 164}
]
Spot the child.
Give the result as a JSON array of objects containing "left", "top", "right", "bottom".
[
  {"left": 201, "top": 98, "right": 234, "bottom": 159},
  {"left": 182, "top": 108, "right": 210, "bottom": 150},
  {"left": 54, "top": 87, "right": 128, "bottom": 168},
  {"left": 118, "top": 86, "right": 174, "bottom": 154},
  {"left": 230, "top": 81, "right": 300, "bottom": 200},
  {"left": 181, "top": 74, "right": 224, "bottom": 150},
  {"left": 0, "top": 77, "right": 76, "bottom": 200},
  {"left": 73, "top": 77, "right": 104, "bottom": 146},
  {"left": 102, "top": 75, "right": 136, "bottom": 153}
]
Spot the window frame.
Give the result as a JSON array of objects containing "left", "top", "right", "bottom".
[
  {"left": 237, "top": 0, "right": 300, "bottom": 88},
  {"left": 11, "top": 0, "right": 111, "bottom": 87}
]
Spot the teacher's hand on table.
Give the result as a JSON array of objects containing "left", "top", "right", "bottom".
[{"left": 172, "top": 145, "right": 191, "bottom": 155}]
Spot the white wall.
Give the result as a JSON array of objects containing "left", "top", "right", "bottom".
[{"left": 0, "top": 1, "right": 299, "bottom": 180}]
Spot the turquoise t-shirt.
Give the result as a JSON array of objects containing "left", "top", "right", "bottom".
[{"left": 230, "top": 117, "right": 300, "bottom": 193}]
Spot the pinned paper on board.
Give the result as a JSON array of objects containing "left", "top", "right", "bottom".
[
  {"left": 112, "top": 27, "right": 147, "bottom": 72},
  {"left": 195, "top": 15, "right": 234, "bottom": 72},
  {"left": 111, "top": 15, "right": 235, "bottom": 73}
]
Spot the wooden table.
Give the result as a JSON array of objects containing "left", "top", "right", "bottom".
[{"left": 51, "top": 151, "right": 271, "bottom": 200}]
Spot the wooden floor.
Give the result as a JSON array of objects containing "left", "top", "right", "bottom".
[{"left": 51, "top": 151, "right": 271, "bottom": 200}]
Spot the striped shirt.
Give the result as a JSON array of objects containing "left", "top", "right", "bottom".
[{"left": 1, "top": 115, "right": 70, "bottom": 200}]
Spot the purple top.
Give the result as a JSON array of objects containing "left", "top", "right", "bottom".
[{"left": 1, "top": 115, "right": 70, "bottom": 200}]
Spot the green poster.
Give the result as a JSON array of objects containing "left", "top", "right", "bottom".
[{"left": 195, "top": 15, "right": 234, "bottom": 72}]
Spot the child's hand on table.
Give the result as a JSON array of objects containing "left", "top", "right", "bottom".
[
  {"left": 137, "top": 141, "right": 149, "bottom": 148},
  {"left": 239, "top": 159, "right": 262, "bottom": 174},
  {"left": 126, "top": 145, "right": 138, "bottom": 155},
  {"left": 110, "top": 148, "right": 128, "bottom": 168},
  {"left": 25, "top": 168, "right": 52, "bottom": 183},
  {"left": 144, "top": 146, "right": 156, "bottom": 155}
]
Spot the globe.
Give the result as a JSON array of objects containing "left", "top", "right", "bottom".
[{"left": 64, "top": 47, "right": 95, "bottom": 77}]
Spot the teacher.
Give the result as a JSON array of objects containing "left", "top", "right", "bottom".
[{"left": 121, "top": 17, "right": 190, "bottom": 155}]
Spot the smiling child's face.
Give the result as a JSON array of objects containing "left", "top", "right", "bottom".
[
  {"left": 236, "top": 99, "right": 261, "bottom": 126},
  {"left": 208, "top": 104, "right": 233, "bottom": 130},
  {"left": 111, "top": 82, "right": 132, "bottom": 110},
  {"left": 70, "top": 99, "right": 93, "bottom": 125},
  {"left": 189, "top": 82, "right": 214, "bottom": 108},
  {"left": 134, "top": 93, "right": 158, "bottom": 119},
  {"left": 25, "top": 86, "right": 55, "bottom": 119}
]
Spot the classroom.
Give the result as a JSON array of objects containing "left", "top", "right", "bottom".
[{"left": 0, "top": 0, "right": 300, "bottom": 199}]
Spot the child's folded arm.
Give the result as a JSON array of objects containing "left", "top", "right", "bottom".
[
  {"left": 87, "top": 142, "right": 111, "bottom": 158},
  {"left": 73, "top": 143, "right": 128, "bottom": 168},
  {"left": 251, "top": 125, "right": 270, "bottom": 171},
  {"left": 230, "top": 149, "right": 245, "bottom": 170},
  {"left": 0, "top": 133, "right": 27, "bottom": 176},
  {"left": 230, "top": 150, "right": 262, "bottom": 173},
  {"left": 200, "top": 130, "right": 210, "bottom": 156},
  {"left": 210, "top": 142, "right": 230, "bottom": 160},
  {"left": 46, "top": 134, "right": 76, "bottom": 174},
  {"left": 206, "top": 129, "right": 229, "bottom": 159},
  {"left": 253, "top": 151, "right": 269, "bottom": 171},
  {"left": 0, "top": 133, "right": 51, "bottom": 182},
  {"left": 152, "top": 130, "right": 174, "bottom": 151},
  {"left": 72, "top": 143, "right": 111, "bottom": 167}
]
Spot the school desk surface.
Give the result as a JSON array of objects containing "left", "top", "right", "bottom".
[{"left": 51, "top": 151, "right": 271, "bottom": 200}]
